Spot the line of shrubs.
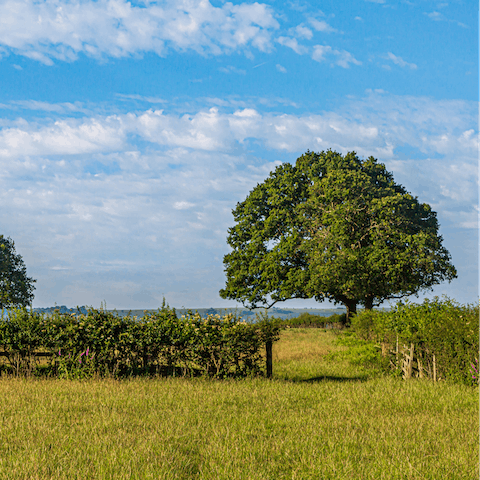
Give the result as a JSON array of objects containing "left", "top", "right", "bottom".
[
  {"left": 280, "top": 312, "right": 347, "bottom": 329},
  {"left": 0, "top": 304, "right": 281, "bottom": 379},
  {"left": 350, "top": 297, "right": 479, "bottom": 385}
]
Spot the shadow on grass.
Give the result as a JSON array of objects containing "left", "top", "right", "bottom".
[{"left": 277, "top": 374, "right": 370, "bottom": 383}]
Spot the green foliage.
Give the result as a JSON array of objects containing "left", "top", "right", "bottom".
[
  {"left": 56, "top": 348, "right": 96, "bottom": 379},
  {"left": 0, "top": 235, "right": 36, "bottom": 309},
  {"left": 0, "top": 307, "right": 45, "bottom": 375},
  {"left": 220, "top": 150, "right": 456, "bottom": 320},
  {"left": 325, "top": 330, "right": 388, "bottom": 370},
  {"left": 0, "top": 305, "right": 281, "bottom": 379},
  {"left": 351, "top": 297, "right": 479, "bottom": 385},
  {"left": 282, "top": 312, "right": 347, "bottom": 328}
]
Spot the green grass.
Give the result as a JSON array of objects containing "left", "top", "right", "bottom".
[{"left": 0, "top": 329, "right": 477, "bottom": 479}]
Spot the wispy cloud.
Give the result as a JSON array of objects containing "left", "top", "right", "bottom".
[
  {"left": 425, "top": 10, "right": 469, "bottom": 28},
  {"left": 384, "top": 52, "right": 417, "bottom": 70},
  {"left": 309, "top": 19, "right": 337, "bottom": 33},
  {"left": 312, "top": 45, "right": 361, "bottom": 68},
  {"left": 0, "top": 100, "right": 90, "bottom": 114},
  {"left": 276, "top": 36, "right": 309, "bottom": 55},
  {"left": 174, "top": 201, "right": 196, "bottom": 210},
  {"left": 116, "top": 94, "right": 167, "bottom": 105},
  {"left": 427, "top": 11, "right": 443, "bottom": 21},
  {"left": 293, "top": 24, "right": 313, "bottom": 39},
  {"left": 219, "top": 65, "right": 247, "bottom": 75}
]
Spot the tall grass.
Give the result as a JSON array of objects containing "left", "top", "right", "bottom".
[{"left": 0, "top": 329, "right": 477, "bottom": 479}]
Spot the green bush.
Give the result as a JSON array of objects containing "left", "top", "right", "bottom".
[
  {"left": 0, "top": 305, "right": 280, "bottom": 379},
  {"left": 351, "top": 297, "right": 479, "bottom": 385},
  {"left": 282, "top": 312, "right": 346, "bottom": 328},
  {"left": 0, "top": 308, "right": 46, "bottom": 375}
]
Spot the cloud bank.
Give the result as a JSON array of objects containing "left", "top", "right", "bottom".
[
  {"left": 0, "top": 0, "right": 363, "bottom": 69},
  {"left": 0, "top": 0, "right": 279, "bottom": 64},
  {"left": 0, "top": 91, "right": 477, "bottom": 307}
]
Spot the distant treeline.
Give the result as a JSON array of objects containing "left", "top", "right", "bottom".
[
  {"left": 31, "top": 305, "right": 347, "bottom": 321},
  {"left": 34, "top": 306, "right": 89, "bottom": 315}
]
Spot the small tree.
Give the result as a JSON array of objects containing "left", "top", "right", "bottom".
[
  {"left": 220, "top": 150, "right": 457, "bottom": 323},
  {"left": 0, "top": 236, "right": 36, "bottom": 310}
]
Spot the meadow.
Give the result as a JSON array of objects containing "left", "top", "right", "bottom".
[{"left": 0, "top": 328, "right": 477, "bottom": 480}]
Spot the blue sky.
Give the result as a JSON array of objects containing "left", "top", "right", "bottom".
[{"left": 0, "top": 0, "right": 477, "bottom": 309}]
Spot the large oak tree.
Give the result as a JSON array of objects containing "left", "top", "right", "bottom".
[{"left": 220, "top": 150, "right": 457, "bottom": 322}]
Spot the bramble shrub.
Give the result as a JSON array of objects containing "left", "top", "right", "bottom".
[
  {"left": 351, "top": 297, "right": 479, "bottom": 385},
  {"left": 0, "top": 304, "right": 280, "bottom": 379}
]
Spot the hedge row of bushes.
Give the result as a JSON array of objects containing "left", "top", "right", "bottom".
[
  {"left": 351, "top": 297, "right": 479, "bottom": 385},
  {"left": 0, "top": 305, "right": 281, "bottom": 378},
  {"left": 281, "top": 312, "right": 347, "bottom": 328}
]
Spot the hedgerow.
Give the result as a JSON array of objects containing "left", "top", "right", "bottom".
[
  {"left": 281, "top": 312, "right": 347, "bottom": 328},
  {"left": 351, "top": 297, "right": 479, "bottom": 385},
  {"left": 0, "top": 304, "right": 280, "bottom": 379}
]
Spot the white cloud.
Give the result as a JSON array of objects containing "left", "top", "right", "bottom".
[
  {"left": 427, "top": 11, "right": 442, "bottom": 21},
  {"left": 0, "top": 94, "right": 476, "bottom": 164},
  {"left": 174, "top": 201, "right": 195, "bottom": 210},
  {"left": 0, "top": 116, "right": 125, "bottom": 157},
  {"left": 219, "top": 65, "right": 247, "bottom": 75},
  {"left": 276, "top": 36, "right": 308, "bottom": 55},
  {"left": 0, "top": 0, "right": 369, "bottom": 71},
  {"left": 276, "top": 64, "right": 287, "bottom": 73},
  {"left": 116, "top": 94, "right": 167, "bottom": 105},
  {"left": 294, "top": 24, "right": 313, "bottom": 39},
  {"left": 0, "top": 100, "right": 91, "bottom": 114},
  {"left": 424, "top": 10, "right": 469, "bottom": 28},
  {"left": 385, "top": 52, "right": 417, "bottom": 70},
  {"left": 312, "top": 45, "right": 361, "bottom": 68},
  {"left": 0, "top": 0, "right": 279, "bottom": 63},
  {"left": 309, "top": 19, "right": 337, "bottom": 33}
]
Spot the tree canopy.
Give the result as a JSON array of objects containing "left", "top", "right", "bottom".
[
  {"left": 0, "top": 235, "right": 36, "bottom": 310},
  {"left": 219, "top": 150, "right": 457, "bottom": 321}
]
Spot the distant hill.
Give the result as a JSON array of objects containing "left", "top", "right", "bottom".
[
  {"left": 33, "top": 305, "right": 346, "bottom": 321},
  {"left": 31, "top": 305, "right": 389, "bottom": 321}
]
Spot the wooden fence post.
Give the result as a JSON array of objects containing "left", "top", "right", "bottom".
[
  {"left": 402, "top": 343, "right": 415, "bottom": 380},
  {"left": 266, "top": 340, "right": 273, "bottom": 378}
]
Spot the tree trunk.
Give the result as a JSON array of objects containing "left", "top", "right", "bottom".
[
  {"left": 364, "top": 296, "right": 374, "bottom": 311},
  {"left": 344, "top": 300, "right": 357, "bottom": 326}
]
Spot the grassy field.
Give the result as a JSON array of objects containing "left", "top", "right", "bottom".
[{"left": 0, "top": 329, "right": 477, "bottom": 479}]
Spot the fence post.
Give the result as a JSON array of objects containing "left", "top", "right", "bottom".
[
  {"left": 402, "top": 343, "right": 415, "bottom": 380},
  {"left": 266, "top": 340, "right": 272, "bottom": 378}
]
